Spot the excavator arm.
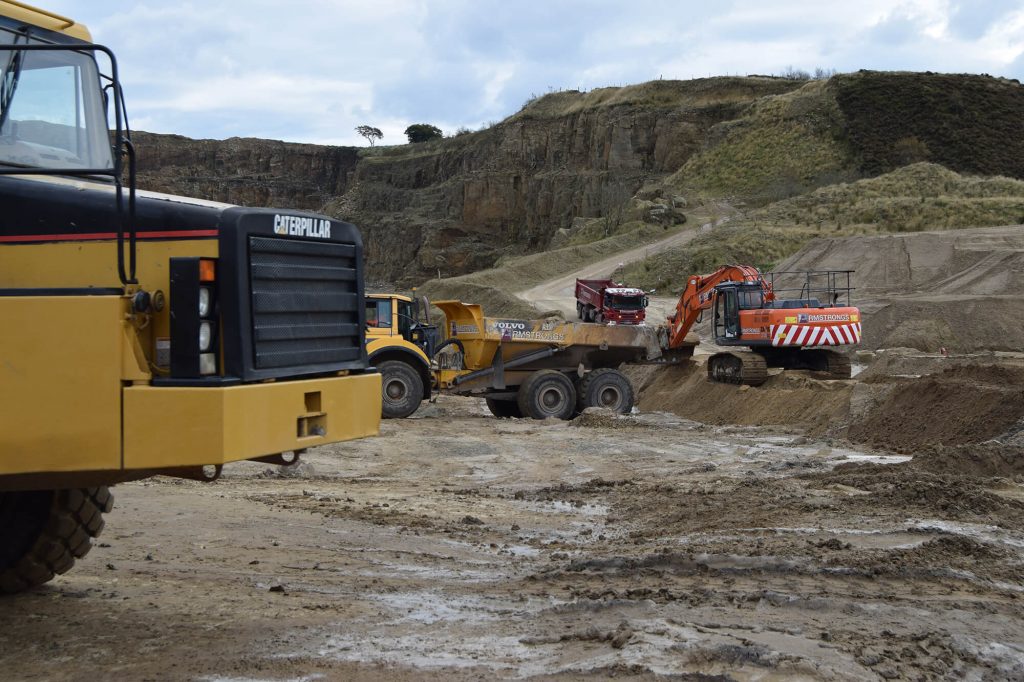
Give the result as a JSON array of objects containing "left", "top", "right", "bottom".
[{"left": 666, "top": 264, "right": 771, "bottom": 349}]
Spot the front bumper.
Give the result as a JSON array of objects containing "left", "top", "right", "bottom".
[{"left": 123, "top": 372, "right": 381, "bottom": 470}]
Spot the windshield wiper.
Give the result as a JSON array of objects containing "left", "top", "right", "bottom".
[{"left": 0, "top": 41, "right": 25, "bottom": 133}]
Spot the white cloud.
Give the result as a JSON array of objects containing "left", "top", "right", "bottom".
[{"left": 32, "top": 0, "right": 1024, "bottom": 145}]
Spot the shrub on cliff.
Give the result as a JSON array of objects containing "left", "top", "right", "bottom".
[{"left": 404, "top": 124, "right": 443, "bottom": 143}]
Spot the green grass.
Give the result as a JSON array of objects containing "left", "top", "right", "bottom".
[{"left": 618, "top": 224, "right": 826, "bottom": 292}]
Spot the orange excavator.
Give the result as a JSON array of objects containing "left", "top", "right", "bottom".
[{"left": 667, "top": 266, "right": 861, "bottom": 385}]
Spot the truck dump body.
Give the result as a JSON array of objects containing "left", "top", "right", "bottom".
[{"left": 433, "top": 300, "right": 692, "bottom": 396}]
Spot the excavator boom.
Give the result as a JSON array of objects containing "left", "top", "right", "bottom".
[{"left": 667, "top": 264, "right": 769, "bottom": 349}]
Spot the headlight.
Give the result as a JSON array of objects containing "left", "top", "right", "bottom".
[
  {"left": 199, "top": 321, "right": 212, "bottom": 351},
  {"left": 198, "top": 287, "right": 211, "bottom": 317},
  {"left": 199, "top": 353, "right": 217, "bottom": 375}
]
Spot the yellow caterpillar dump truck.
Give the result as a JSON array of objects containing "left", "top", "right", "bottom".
[
  {"left": 0, "top": 3, "right": 380, "bottom": 592},
  {"left": 366, "top": 293, "right": 689, "bottom": 419}
]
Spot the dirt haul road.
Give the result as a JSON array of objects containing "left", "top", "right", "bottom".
[
  {"left": 4, "top": 396, "right": 1022, "bottom": 680},
  {"left": 518, "top": 218, "right": 724, "bottom": 321}
]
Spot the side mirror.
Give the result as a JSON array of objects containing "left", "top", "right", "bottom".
[
  {"left": 643, "top": 296, "right": 650, "bottom": 308},
  {"left": 420, "top": 295, "right": 432, "bottom": 326}
]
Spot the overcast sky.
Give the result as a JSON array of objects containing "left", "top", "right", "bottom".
[{"left": 38, "top": 0, "right": 1024, "bottom": 146}]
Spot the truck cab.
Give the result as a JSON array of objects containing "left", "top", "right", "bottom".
[
  {"left": 601, "top": 287, "right": 648, "bottom": 325},
  {"left": 0, "top": 2, "right": 381, "bottom": 593},
  {"left": 364, "top": 293, "right": 438, "bottom": 419},
  {"left": 575, "top": 278, "right": 648, "bottom": 325}
]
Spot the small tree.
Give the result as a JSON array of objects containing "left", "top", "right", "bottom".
[
  {"left": 404, "top": 123, "right": 443, "bottom": 143},
  {"left": 355, "top": 125, "right": 383, "bottom": 147}
]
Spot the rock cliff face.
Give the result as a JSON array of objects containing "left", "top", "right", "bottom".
[
  {"left": 132, "top": 78, "right": 804, "bottom": 284},
  {"left": 132, "top": 73, "right": 1024, "bottom": 285},
  {"left": 133, "top": 132, "right": 360, "bottom": 210}
]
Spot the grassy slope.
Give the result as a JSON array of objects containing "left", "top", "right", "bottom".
[
  {"left": 834, "top": 71, "right": 1024, "bottom": 178},
  {"left": 666, "top": 80, "right": 855, "bottom": 204},
  {"left": 621, "top": 163, "right": 1024, "bottom": 292},
  {"left": 512, "top": 77, "right": 806, "bottom": 120}
]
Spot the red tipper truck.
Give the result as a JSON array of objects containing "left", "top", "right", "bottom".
[{"left": 575, "top": 279, "right": 649, "bottom": 325}]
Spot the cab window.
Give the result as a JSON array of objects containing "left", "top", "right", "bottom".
[
  {"left": 366, "top": 299, "right": 392, "bottom": 328},
  {"left": 397, "top": 299, "right": 415, "bottom": 337},
  {"left": 738, "top": 288, "right": 764, "bottom": 310},
  {"left": 0, "top": 45, "right": 113, "bottom": 170}
]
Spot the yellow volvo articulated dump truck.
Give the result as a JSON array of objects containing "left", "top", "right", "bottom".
[
  {"left": 366, "top": 293, "right": 690, "bottom": 420},
  {"left": 364, "top": 292, "right": 438, "bottom": 418},
  {"left": 0, "top": 2, "right": 381, "bottom": 592}
]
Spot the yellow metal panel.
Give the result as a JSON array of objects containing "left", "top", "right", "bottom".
[
  {"left": 123, "top": 373, "right": 381, "bottom": 469},
  {"left": 0, "top": 1, "right": 92, "bottom": 41},
  {"left": 0, "top": 238, "right": 219, "bottom": 355},
  {"left": 366, "top": 336, "right": 430, "bottom": 364},
  {"left": 0, "top": 296, "right": 123, "bottom": 475},
  {"left": 366, "top": 293, "right": 412, "bottom": 303}
]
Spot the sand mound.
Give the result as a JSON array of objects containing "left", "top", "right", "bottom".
[
  {"left": 570, "top": 408, "right": 646, "bottom": 429},
  {"left": 808, "top": 464, "right": 1024, "bottom": 521},
  {"left": 633, "top": 355, "right": 1024, "bottom": 454},
  {"left": 777, "top": 225, "right": 1024, "bottom": 352},
  {"left": 846, "top": 367, "right": 1024, "bottom": 453},
  {"left": 777, "top": 224, "right": 1024, "bottom": 298},
  {"left": 629, "top": 362, "right": 853, "bottom": 434},
  {"left": 910, "top": 443, "right": 1024, "bottom": 479}
]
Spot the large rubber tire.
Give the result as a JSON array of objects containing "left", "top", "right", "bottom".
[
  {"left": 577, "top": 368, "right": 634, "bottom": 414},
  {"left": 0, "top": 487, "right": 113, "bottom": 594},
  {"left": 576, "top": 302, "right": 583, "bottom": 320},
  {"left": 485, "top": 398, "right": 523, "bottom": 418},
  {"left": 377, "top": 360, "right": 424, "bottom": 419},
  {"left": 517, "top": 370, "right": 577, "bottom": 420}
]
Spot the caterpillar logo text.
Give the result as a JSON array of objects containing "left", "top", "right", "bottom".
[{"left": 273, "top": 214, "right": 332, "bottom": 239}]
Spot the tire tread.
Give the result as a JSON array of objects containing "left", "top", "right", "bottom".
[{"left": 0, "top": 487, "right": 112, "bottom": 594}]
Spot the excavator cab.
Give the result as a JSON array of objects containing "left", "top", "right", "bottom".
[{"left": 712, "top": 282, "right": 762, "bottom": 343}]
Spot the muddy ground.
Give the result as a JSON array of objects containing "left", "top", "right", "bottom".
[{"left": 3, "top": 379, "right": 1023, "bottom": 681}]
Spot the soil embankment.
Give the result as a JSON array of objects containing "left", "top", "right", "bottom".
[
  {"left": 633, "top": 353, "right": 1024, "bottom": 457},
  {"left": 777, "top": 224, "right": 1024, "bottom": 353}
]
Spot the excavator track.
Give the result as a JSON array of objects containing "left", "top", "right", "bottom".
[
  {"left": 707, "top": 351, "right": 768, "bottom": 387},
  {"left": 824, "top": 351, "right": 852, "bottom": 380}
]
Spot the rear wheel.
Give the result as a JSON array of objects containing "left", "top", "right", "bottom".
[
  {"left": 517, "top": 370, "right": 577, "bottom": 420},
  {"left": 576, "top": 302, "right": 583, "bottom": 320},
  {"left": 485, "top": 398, "right": 523, "bottom": 418},
  {"left": 0, "top": 488, "right": 113, "bottom": 594},
  {"left": 377, "top": 360, "right": 424, "bottom": 419},
  {"left": 578, "top": 368, "right": 634, "bottom": 414}
]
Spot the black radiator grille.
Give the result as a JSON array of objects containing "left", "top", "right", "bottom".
[{"left": 249, "top": 236, "right": 361, "bottom": 370}]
